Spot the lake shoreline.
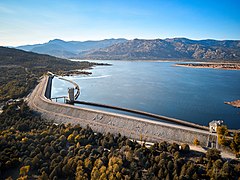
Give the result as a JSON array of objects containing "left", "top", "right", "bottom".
[
  {"left": 175, "top": 63, "right": 240, "bottom": 70},
  {"left": 52, "top": 61, "right": 240, "bottom": 129},
  {"left": 225, "top": 100, "right": 240, "bottom": 108}
]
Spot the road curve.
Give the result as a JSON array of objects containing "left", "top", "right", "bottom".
[{"left": 58, "top": 76, "right": 80, "bottom": 100}]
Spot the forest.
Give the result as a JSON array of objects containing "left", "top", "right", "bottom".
[
  {"left": 0, "top": 101, "right": 240, "bottom": 179},
  {"left": 0, "top": 47, "right": 239, "bottom": 179},
  {"left": 0, "top": 47, "right": 97, "bottom": 102}
]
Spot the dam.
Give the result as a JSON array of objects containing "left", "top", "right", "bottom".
[{"left": 27, "top": 75, "right": 217, "bottom": 146}]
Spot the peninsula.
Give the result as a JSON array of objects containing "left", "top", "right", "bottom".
[
  {"left": 175, "top": 63, "right": 240, "bottom": 70},
  {"left": 225, "top": 100, "right": 240, "bottom": 108}
]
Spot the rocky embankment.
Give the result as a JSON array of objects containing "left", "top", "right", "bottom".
[
  {"left": 57, "top": 70, "right": 92, "bottom": 76},
  {"left": 176, "top": 63, "right": 240, "bottom": 70}
]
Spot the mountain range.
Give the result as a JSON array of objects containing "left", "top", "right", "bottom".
[
  {"left": 17, "top": 38, "right": 127, "bottom": 58},
  {"left": 17, "top": 38, "right": 240, "bottom": 61}
]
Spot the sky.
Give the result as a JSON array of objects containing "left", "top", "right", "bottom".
[{"left": 0, "top": 0, "right": 240, "bottom": 46}]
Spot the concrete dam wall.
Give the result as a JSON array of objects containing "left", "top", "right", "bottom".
[{"left": 27, "top": 75, "right": 216, "bottom": 146}]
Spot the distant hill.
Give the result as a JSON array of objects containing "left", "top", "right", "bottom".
[
  {"left": 0, "top": 46, "right": 95, "bottom": 101},
  {"left": 0, "top": 46, "right": 94, "bottom": 75},
  {"left": 16, "top": 38, "right": 240, "bottom": 61},
  {"left": 82, "top": 38, "right": 240, "bottom": 61},
  {"left": 17, "top": 38, "right": 127, "bottom": 58}
]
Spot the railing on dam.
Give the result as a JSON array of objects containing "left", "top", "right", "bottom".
[
  {"left": 74, "top": 100, "right": 209, "bottom": 131},
  {"left": 58, "top": 77, "right": 80, "bottom": 100},
  {"left": 51, "top": 96, "right": 68, "bottom": 103},
  {"left": 48, "top": 72, "right": 80, "bottom": 100}
]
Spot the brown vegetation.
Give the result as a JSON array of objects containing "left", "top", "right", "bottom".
[
  {"left": 0, "top": 102, "right": 239, "bottom": 179},
  {"left": 176, "top": 63, "right": 240, "bottom": 70},
  {"left": 0, "top": 47, "right": 239, "bottom": 179},
  {"left": 217, "top": 125, "right": 240, "bottom": 158}
]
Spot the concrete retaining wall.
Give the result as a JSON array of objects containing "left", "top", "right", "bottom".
[
  {"left": 44, "top": 76, "right": 52, "bottom": 99},
  {"left": 28, "top": 76, "right": 216, "bottom": 146}
]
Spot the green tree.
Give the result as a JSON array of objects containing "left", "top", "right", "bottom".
[
  {"left": 230, "top": 131, "right": 240, "bottom": 154},
  {"left": 38, "top": 171, "right": 49, "bottom": 180},
  {"left": 84, "top": 158, "right": 93, "bottom": 171},
  {"left": 91, "top": 167, "right": 101, "bottom": 180},
  {"left": 206, "top": 148, "right": 221, "bottom": 161},
  {"left": 181, "top": 144, "right": 190, "bottom": 153},
  {"left": 19, "top": 166, "right": 30, "bottom": 176},
  {"left": 217, "top": 125, "right": 228, "bottom": 136},
  {"left": 76, "top": 165, "right": 88, "bottom": 180}
]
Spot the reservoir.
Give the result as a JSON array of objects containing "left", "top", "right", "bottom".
[{"left": 52, "top": 61, "right": 240, "bottom": 129}]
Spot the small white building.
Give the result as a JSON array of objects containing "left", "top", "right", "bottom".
[{"left": 209, "top": 120, "right": 223, "bottom": 133}]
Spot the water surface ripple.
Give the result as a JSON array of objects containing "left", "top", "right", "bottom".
[{"left": 52, "top": 61, "right": 240, "bottom": 129}]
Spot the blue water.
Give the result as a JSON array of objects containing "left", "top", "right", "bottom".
[{"left": 52, "top": 61, "right": 240, "bottom": 129}]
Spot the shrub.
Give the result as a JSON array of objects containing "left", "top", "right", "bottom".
[
  {"left": 193, "top": 138, "right": 200, "bottom": 146},
  {"left": 67, "top": 134, "right": 75, "bottom": 143},
  {"left": 19, "top": 165, "right": 30, "bottom": 176},
  {"left": 206, "top": 148, "right": 221, "bottom": 161},
  {"left": 217, "top": 126, "right": 228, "bottom": 136},
  {"left": 181, "top": 144, "right": 190, "bottom": 153}
]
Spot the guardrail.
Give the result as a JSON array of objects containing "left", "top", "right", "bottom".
[
  {"left": 58, "top": 77, "right": 80, "bottom": 100},
  {"left": 74, "top": 100, "right": 209, "bottom": 131}
]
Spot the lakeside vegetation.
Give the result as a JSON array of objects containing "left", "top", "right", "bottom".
[
  {"left": 0, "top": 47, "right": 97, "bottom": 102},
  {"left": 1, "top": 101, "right": 240, "bottom": 179},
  {"left": 0, "top": 66, "right": 37, "bottom": 102},
  {"left": 217, "top": 126, "right": 240, "bottom": 158},
  {"left": 0, "top": 47, "right": 239, "bottom": 179},
  {"left": 175, "top": 63, "right": 240, "bottom": 70}
]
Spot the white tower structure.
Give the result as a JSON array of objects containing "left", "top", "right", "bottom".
[
  {"left": 209, "top": 120, "right": 223, "bottom": 133},
  {"left": 68, "top": 88, "right": 75, "bottom": 103}
]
